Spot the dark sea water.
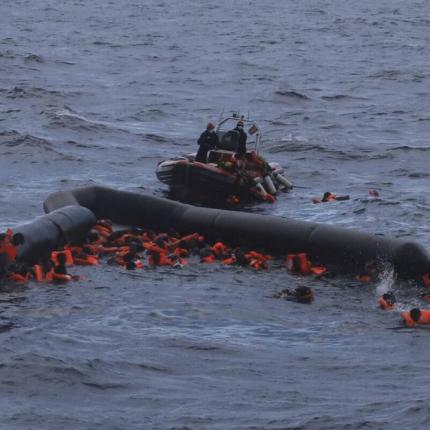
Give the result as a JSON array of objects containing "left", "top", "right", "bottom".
[{"left": 1, "top": 1, "right": 430, "bottom": 428}]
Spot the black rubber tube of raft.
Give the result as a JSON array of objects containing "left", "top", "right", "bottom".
[
  {"left": 43, "top": 186, "right": 430, "bottom": 279},
  {"left": 14, "top": 205, "right": 96, "bottom": 264}
]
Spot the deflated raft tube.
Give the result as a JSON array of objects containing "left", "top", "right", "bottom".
[
  {"left": 15, "top": 206, "right": 96, "bottom": 264},
  {"left": 43, "top": 186, "right": 430, "bottom": 279}
]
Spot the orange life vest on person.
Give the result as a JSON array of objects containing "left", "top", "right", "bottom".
[
  {"left": 222, "top": 256, "right": 236, "bottom": 265},
  {"left": 324, "top": 193, "right": 337, "bottom": 202},
  {"left": 174, "top": 247, "right": 189, "bottom": 258},
  {"left": 401, "top": 309, "right": 430, "bottom": 327},
  {"left": 310, "top": 266, "right": 327, "bottom": 277},
  {"left": 227, "top": 195, "right": 240, "bottom": 205},
  {"left": 143, "top": 242, "right": 167, "bottom": 254},
  {"left": 286, "top": 253, "right": 311, "bottom": 275},
  {"left": 201, "top": 254, "right": 216, "bottom": 264},
  {"left": 74, "top": 255, "right": 99, "bottom": 266},
  {"left": 357, "top": 274, "right": 373, "bottom": 283},
  {"left": 245, "top": 251, "right": 269, "bottom": 270},
  {"left": 51, "top": 250, "right": 74, "bottom": 267},
  {"left": 422, "top": 274, "right": 430, "bottom": 287},
  {"left": 171, "top": 233, "right": 203, "bottom": 249},
  {"left": 401, "top": 311, "right": 415, "bottom": 327},
  {"left": 312, "top": 193, "right": 337, "bottom": 204},
  {"left": 0, "top": 229, "right": 17, "bottom": 263},
  {"left": 211, "top": 242, "right": 229, "bottom": 257},
  {"left": 33, "top": 264, "right": 44, "bottom": 282},
  {"left": 7, "top": 272, "right": 29, "bottom": 283}
]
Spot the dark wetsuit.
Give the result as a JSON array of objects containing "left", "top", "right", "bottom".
[
  {"left": 234, "top": 127, "right": 247, "bottom": 156},
  {"left": 196, "top": 130, "right": 219, "bottom": 163}
]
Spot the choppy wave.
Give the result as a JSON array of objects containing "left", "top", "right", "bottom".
[
  {"left": 274, "top": 90, "right": 310, "bottom": 100},
  {"left": 0, "top": 130, "right": 82, "bottom": 162},
  {"left": 44, "top": 107, "right": 129, "bottom": 135},
  {"left": 3, "top": 85, "right": 72, "bottom": 99}
]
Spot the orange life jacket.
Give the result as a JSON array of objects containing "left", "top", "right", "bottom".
[
  {"left": 286, "top": 253, "right": 311, "bottom": 275},
  {"left": 0, "top": 245, "right": 17, "bottom": 263},
  {"left": 401, "top": 309, "right": 430, "bottom": 327},
  {"left": 201, "top": 254, "right": 216, "bottom": 264},
  {"left": 357, "top": 274, "right": 373, "bottom": 283},
  {"left": 96, "top": 245, "right": 121, "bottom": 255},
  {"left": 143, "top": 243, "right": 167, "bottom": 254},
  {"left": 74, "top": 255, "right": 99, "bottom": 266},
  {"left": 423, "top": 274, "right": 430, "bottom": 287},
  {"left": 211, "top": 242, "right": 229, "bottom": 257},
  {"left": 324, "top": 193, "right": 337, "bottom": 202},
  {"left": 0, "top": 229, "right": 17, "bottom": 263},
  {"left": 174, "top": 247, "right": 189, "bottom": 257},
  {"left": 222, "top": 256, "right": 236, "bottom": 265},
  {"left": 172, "top": 233, "right": 203, "bottom": 249},
  {"left": 33, "top": 264, "right": 44, "bottom": 282},
  {"left": 52, "top": 272, "right": 72, "bottom": 282},
  {"left": 312, "top": 193, "right": 337, "bottom": 204},
  {"left": 310, "top": 266, "right": 327, "bottom": 277},
  {"left": 7, "top": 272, "right": 29, "bottom": 283},
  {"left": 401, "top": 311, "right": 415, "bottom": 327},
  {"left": 227, "top": 195, "right": 240, "bottom": 205},
  {"left": 51, "top": 250, "right": 74, "bottom": 267},
  {"left": 417, "top": 310, "right": 430, "bottom": 324}
]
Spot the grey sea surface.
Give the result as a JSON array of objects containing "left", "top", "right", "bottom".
[{"left": 1, "top": 0, "right": 430, "bottom": 428}]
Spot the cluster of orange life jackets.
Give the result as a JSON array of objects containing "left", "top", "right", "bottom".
[{"left": 1, "top": 219, "right": 280, "bottom": 285}]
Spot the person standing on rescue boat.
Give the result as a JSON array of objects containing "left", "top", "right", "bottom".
[
  {"left": 195, "top": 122, "right": 219, "bottom": 163},
  {"left": 234, "top": 120, "right": 247, "bottom": 156}
]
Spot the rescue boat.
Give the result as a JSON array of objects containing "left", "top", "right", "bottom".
[{"left": 156, "top": 113, "right": 293, "bottom": 202}]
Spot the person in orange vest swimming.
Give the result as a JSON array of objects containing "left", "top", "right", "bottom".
[
  {"left": 378, "top": 292, "right": 396, "bottom": 310},
  {"left": 273, "top": 286, "right": 314, "bottom": 304},
  {"left": 312, "top": 192, "right": 350, "bottom": 204},
  {"left": 401, "top": 308, "right": 430, "bottom": 327}
]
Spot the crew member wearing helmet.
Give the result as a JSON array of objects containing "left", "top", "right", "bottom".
[
  {"left": 195, "top": 122, "right": 219, "bottom": 163},
  {"left": 234, "top": 120, "right": 247, "bottom": 156}
]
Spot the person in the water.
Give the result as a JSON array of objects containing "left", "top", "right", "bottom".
[
  {"left": 195, "top": 122, "right": 219, "bottom": 163},
  {"left": 273, "top": 286, "right": 314, "bottom": 304}
]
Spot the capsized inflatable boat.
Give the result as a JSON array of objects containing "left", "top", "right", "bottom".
[
  {"left": 33, "top": 185, "right": 429, "bottom": 279},
  {"left": 156, "top": 113, "right": 293, "bottom": 202}
]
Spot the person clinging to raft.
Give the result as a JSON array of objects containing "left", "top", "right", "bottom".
[{"left": 273, "top": 286, "right": 314, "bottom": 304}]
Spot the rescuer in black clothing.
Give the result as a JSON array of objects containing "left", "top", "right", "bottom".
[
  {"left": 234, "top": 120, "right": 247, "bottom": 156},
  {"left": 195, "top": 122, "right": 219, "bottom": 163}
]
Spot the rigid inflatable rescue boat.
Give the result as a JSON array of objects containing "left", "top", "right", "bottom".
[{"left": 156, "top": 113, "right": 292, "bottom": 202}]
